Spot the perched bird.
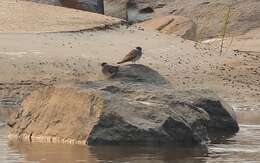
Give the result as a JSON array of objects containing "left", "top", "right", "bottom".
[
  {"left": 117, "top": 47, "right": 143, "bottom": 64},
  {"left": 101, "top": 62, "right": 119, "bottom": 78}
]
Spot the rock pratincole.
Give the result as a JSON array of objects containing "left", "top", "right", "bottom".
[
  {"left": 101, "top": 62, "right": 119, "bottom": 78},
  {"left": 117, "top": 47, "right": 143, "bottom": 64}
]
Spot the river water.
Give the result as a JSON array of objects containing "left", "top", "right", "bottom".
[{"left": 0, "top": 110, "right": 260, "bottom": 163}]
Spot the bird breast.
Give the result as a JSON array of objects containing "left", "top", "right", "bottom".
[{"left": 133, "top": 52, "right": 142, "bottom": 61}]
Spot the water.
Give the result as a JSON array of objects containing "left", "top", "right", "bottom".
[{"left": 1, "top": 110, "right": 260, "bottom": 163}]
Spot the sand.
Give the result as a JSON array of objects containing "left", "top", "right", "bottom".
[{"left": 0, "top": 1, "right": 259, "bottom": 122}]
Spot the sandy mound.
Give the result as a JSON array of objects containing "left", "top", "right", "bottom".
[{"left": 0, "top": 0, "right": 121, "bottom": 33}]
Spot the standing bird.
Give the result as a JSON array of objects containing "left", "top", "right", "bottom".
[
  {"left": 117, "top": 47, "right": 143, "bottom": 64},
  {"left": 101, "top": 62, "right": 119, "bottom": 78}
]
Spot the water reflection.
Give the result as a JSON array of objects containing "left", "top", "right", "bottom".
[
  {"left": 8, "top": 141, "right": 97, "bottom": 163},
  {"left": 88, "top": 145, "right": 208, "bottom": 163},
  {"left": 236, "top": 110, "right": 260, "bottom": 125},
  {"left": 8, "top": 140, "right": 208, "bottom": 163}
]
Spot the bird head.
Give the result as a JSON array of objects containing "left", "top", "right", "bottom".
[
  {"left": 101, "top": 62, "right": 107, "bottom": 66},
  {"left": 136, "top": 47, "right": 142, "bottom": 51}
]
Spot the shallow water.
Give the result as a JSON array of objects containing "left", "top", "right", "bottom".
[{"left": 1, "top": 110, "right": 260, "bottom": 163}]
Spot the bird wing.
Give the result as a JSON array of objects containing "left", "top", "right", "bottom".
[
  {"left": 119, "top": 49, "right": 138, "bottom": 63},
  {"left": 102, "top": 65, "right": 119, "bottom": 77},
  {"left": 107, "top": 65, "right": 119, "bottom": 74}
]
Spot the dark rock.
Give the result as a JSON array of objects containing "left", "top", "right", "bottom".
[
  {"left": 194, "top": 98, "right": 239, "bottom": 134},
  {"left": 139, "top": 7, "right": 154, "bottom": 13}
]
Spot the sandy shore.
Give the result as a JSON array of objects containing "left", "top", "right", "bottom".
[{"left": 0, "top": 1, "right": 259, "bottom": 121}]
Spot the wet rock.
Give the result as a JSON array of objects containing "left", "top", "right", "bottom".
[{"left": 8, "top": 65, "right": 238, "bottom": 145}]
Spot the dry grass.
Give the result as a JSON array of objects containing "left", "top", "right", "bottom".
[{"left": 220, "top": 7, "right": 232, "bottom": 55}]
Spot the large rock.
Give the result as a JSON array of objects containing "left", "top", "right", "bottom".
[
  {"left": 173, "top": 90, "right": 239, "bottom": 134},
  {"left": 8, "top": 65, "right": 239, "bottom": 145},
  {"left": 137, "top": 15, "right": 197, "bottom": 40}
]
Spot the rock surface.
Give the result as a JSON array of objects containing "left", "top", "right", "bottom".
[
  {"left": 8, "top": 65, "right": 239, "bottom": 145},
  {"left": 0, "top": 80, "right": 54, "bottom": 124},
  {"left": 158, "top": 0, "right": 260, "bottom": 39},
  {"left": 137, "top": 15, "right": 197, "bottom": 40}
]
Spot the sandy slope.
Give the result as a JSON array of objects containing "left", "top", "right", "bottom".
[{"left": 0, "top": 26, "right": 259, "bottom": 112}]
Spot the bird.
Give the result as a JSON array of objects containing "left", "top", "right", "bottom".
[
  {"left": 101, "top": 62, "right": 119, "bottom": 78},
  {"left": 117, "top": 47, "right": 143, "bottom": 64}
]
